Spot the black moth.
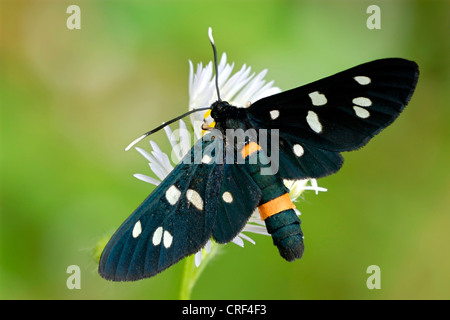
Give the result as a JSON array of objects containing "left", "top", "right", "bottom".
[{"left": 99, "top": 31, "right": 419, "bottom": 281}]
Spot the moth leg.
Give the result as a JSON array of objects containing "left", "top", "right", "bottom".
[{"left": 201, "top": 120, "right": 213, "bottom": 131}]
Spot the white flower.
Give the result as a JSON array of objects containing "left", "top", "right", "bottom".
[
  {"left": 284, "top": 178, "right": 328, "bottom": 202},
  {"left": 133, "top": 53, "right": 327, "bottom": 266},
  {"left": 189, "top": 52, "right": 282, "bottom": 140}
]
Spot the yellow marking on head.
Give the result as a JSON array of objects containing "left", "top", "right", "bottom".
[
  {"left": 240, "top": 142, "right": 261, "bottom": 159},
  {"left": 258, "top": 193, "right": 295, "bottom": 220},
  {"left": 202, "top": 110, "right": 216, "bottom": 136}
]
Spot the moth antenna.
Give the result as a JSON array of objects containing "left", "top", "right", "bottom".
[
  {"left": 125, "top": 107, "right": 211, "bottom": 151},
  {"left": 125, "top": 29, "right": 220, "bottom": 152},
  {"left": 208, "top": 27, "right": 221, "bottom": 102}
]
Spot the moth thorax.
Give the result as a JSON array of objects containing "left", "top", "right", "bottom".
[{"left": 210, "top": 100, "right": 245, "bottom": 123}]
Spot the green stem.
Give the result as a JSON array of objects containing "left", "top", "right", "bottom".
[
  {"left": 179, "top": 241, "right": 220, "bottom": 300},
  {"left": 176, "top": 179, "right": 311, "bottom": 299}
]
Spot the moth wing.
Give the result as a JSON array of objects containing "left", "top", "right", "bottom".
[
  {"left": 211, "top": 161, "right": 262, "bottom": 243},
  {"left": 99, "top": 134, "right": 222, "bottom": 281},
  {"left": 247, "top": 58, "right": 419, "bottom": 179}
]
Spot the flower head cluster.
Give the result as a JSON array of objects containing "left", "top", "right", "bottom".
[{"left": 133, "top": 53, "right": 326, "bottom": 266}]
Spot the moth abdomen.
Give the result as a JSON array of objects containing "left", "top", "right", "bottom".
[
  {"left": 241, "top": 141, "right": 305, "bottom": 261},
  {"left": 264, "top": 210, "right": 304, "bottom": 261}
]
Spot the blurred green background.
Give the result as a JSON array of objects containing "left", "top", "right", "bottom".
[{"left": 1, "top": 0, "right": 449, "bottom": 299}]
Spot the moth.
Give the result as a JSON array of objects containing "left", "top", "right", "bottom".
[{"left": 99, "top": 29, "right": 419, "bottom": 281}]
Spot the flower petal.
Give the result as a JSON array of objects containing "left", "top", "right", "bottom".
[
  {"left": 133, "top": 173, "right": 160, "bottom": 186},
  {"left": 195, "top": 250, "right": 202, "bottom": 267},
  {"left": 237, "top": 232, "right": 256, "bottom": 245},
  {"left": 231, "top": 235, "right": 244, "bottom": 247}
]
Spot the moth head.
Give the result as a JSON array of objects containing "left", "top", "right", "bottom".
[{"left": 210, "top": 100, "right": 232, "bottom": 122}]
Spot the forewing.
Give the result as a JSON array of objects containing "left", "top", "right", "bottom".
[
  {"left": 247, "top": 58, "right": 418, "bottom": 179},
  {"left": 99, "top": 135, "right": 221, "bottom": 281},
  {"left": 211, "top": 161, "right": 262, "bottom": 243},
  {"left": 248, "top": 58, "right": 418, "bottom": 151}
]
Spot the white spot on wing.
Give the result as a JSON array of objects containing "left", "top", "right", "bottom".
[
  {"left": 306, "top": 110, "right": 323, "bottom": 133},
  {"left": 308, "top": 91, "right": 327, "bottom": 106},
  {"left": 132, "top": 221, "right": 142, "bottom": 238},
  {"left": 152, "top": 226, "right": 163, "bottom": 246},
  {"left": 202, "top": 154, "right": 212, "bottom": 164},
  {"left": 353, "top": 97, "right": 372, "bottom": 107},
  {"left": 165, "top": 185, "right": 181, "bottom": 205},
  {"left": 293, "top": 144, "right": 304, "bottom": 157},
  {"left": 187, "top": 189, "right": 203, "bottom": 210},
  {"left": 270, "top": 110, "right": 280, "bottom": 120},
  {"left": 222, "top": 191, "right": 233, "bottom": 203},
  {"left": 353, "top": 106, "right": 370, "bottom": 118},
  {"left": 354, "top": 76, "right": 371, "bottom": 85},
  {"left": 163, "top": 230, "right": 173, "bottom": 248}
]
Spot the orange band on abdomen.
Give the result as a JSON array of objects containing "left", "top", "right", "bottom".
[
  {"left": 240, "top": 141, "right": 261, "bottom": 159},
  {"left": 258, "top": 193, "right": 295, "bottom": 220}
]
